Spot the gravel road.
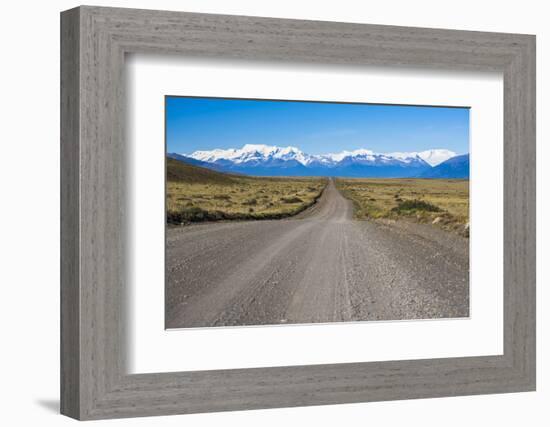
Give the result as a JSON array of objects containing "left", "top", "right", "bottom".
[{"left": 166, "top": 179, "right": 469, "bottom": 328}]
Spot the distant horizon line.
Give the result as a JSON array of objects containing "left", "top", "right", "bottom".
[{"left": 168, "top": 144, "right": 469, "bottom": 169}]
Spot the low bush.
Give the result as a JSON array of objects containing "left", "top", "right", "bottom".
[
  {"left": 212, "top": 194, "right": 231, "bottom": 200},
  {"left": 281, "top": 196, "right": 303, "bottom": 204},
  {"left": 392, "top": 199, "right": 442, "bottom": 214},
  {"left": 167, "top": 206, "right": 224, "bottom": 224}
]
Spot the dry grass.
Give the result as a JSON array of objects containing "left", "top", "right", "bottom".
[
  {"left": 336, "top": 178, "right": 469, "bottom": 236},
  {"left": 166, "top": 158, "right": 326, "bottom": 224}
]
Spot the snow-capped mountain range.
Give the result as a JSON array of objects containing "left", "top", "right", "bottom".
[
  {"left": 187, "top": 144, "right": 455, "bottom": 167},
  {"left": 169, "top": 144, "right": 466, "bottom": 178}
]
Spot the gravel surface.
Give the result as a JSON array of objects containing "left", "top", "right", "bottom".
[{"left": 166, "top": 179, "right": 469, "bottom": 328}]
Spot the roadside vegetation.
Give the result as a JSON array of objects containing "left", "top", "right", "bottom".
[
  {"left": 335, "top": 178, "right": 469, "bottom": 236},
  {"left": 167, "top": 158, "right": 327, "bottom": 224}
]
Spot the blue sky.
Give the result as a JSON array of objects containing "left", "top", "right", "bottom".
[{"left": 166, "top": 96, "right": 469, "bottom": 155}]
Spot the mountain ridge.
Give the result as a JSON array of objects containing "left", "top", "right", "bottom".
[
  {"left": 168, "top": 144, "right": 468, "bottom": 179},
  {"left": 419, "top": 154, "right": 470, "bottom": 179},
  {"left": 186, "top": 144, "right": 455, "bottom": 167}
]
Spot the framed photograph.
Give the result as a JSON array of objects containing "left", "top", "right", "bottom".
[
  {"left": 61, "top": 6, "right": 536, "bottom": 420},
  {"left": 164, "top": 97, "right": 470, "bottom": 330}
]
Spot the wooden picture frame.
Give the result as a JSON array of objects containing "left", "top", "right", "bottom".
[{"left": 60, "top": 5, "right": 536, "bottom": 420}]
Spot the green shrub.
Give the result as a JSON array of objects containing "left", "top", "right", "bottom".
[
  {"left": 167, "top": 206, "right": 223, "bottom": 223},
  {"left": 281, "top": 196, "right": 303, "bottom": 204},
  {"left": 392, "top": 199, "right": 442, "bottom": 214},
  {"left": 212, "top": 194, "right": 231, "bottom": 200}
]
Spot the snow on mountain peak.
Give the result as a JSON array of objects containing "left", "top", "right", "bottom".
[
  {"left": 190, "top": 144, "right": 313, "bottom": 165},
  {"left": 187, "top": 145, "right": 456, "bottom": 167},
  {"left": 320, "top": 149, "right": 375, "bottom": 163},
  {"left": 418, "top": 149, "right": 457, "bottom": 166},
  {"left": 389, "top": 149, "right": 456, "bottom": 166}
]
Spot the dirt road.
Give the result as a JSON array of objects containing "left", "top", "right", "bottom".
[{"left": 166, "top": 179, "right": 469, "bottom": 328}]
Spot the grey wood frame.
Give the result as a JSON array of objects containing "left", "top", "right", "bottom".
[{"left": 60, "top": 5, "right": 536, "bottom": 420}]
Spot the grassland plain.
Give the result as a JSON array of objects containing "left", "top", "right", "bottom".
[
  {"left": 335, "top": 178, "right": 470, "bottom": 236},
  {"left": 166, "top": 158, "right": 327, "bottom": 224}
]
